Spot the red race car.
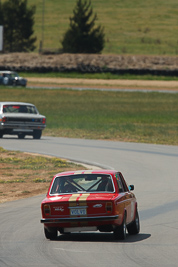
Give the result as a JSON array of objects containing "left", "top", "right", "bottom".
[{"left": 41, "top": 170, "right": 140, "bottom": 240}]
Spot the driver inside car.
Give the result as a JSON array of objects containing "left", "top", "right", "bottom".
[
  {"left": 63, "top": 178, "right": 78, "bottom": 193},
  {"left": 97, "top": 177, "right": 113, "bottom": 192}
]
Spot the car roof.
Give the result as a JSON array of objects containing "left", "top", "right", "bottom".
[
  {"left": 54, "top": 170, "right": 117, "bottom": 178},
  {"left": 0, "top": 101, "right": 34, "bottom": 106},
  {"left": 0, "top": 71, "right": 15, "bottom": 74}
]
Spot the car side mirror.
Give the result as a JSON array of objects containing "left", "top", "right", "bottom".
[{"left": 129, "top": 185, "right": 134, "bottom": 191}]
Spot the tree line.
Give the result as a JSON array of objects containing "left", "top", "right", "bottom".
[{"left": 0, "top": 0, "right": 105, "bottom": 53}]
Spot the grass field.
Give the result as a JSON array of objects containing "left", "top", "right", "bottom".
[
  {"left": 1, "top": 87, "right": 177, "bottom": 145},
  {"left": 2, "top": 0, "right": 177, "bottom": 55}
]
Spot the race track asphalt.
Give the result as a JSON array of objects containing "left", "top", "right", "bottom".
[{"left": 0, "top": 136, "right": 178, "bottom": 267}]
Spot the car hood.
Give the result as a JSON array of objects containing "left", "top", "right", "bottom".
[{"left": 15, "top": 77, "right": 27, "bottom": 81}]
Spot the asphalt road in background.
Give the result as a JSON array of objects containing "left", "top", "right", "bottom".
[{"left": 0, "top": 136, "right": 178, "bottom": 267}]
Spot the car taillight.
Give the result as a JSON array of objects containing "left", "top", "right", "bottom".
[
  {"left": 42, "top": 118, "right": 46, "bottom": 124},
  {"left": 105, "top": 202, "right": 112, "bottom": 213},
  {"left": 2, "top": 117, "right": 7, "bottom": 123},
  {"left": 44, "top": 204, "right": 51, "bottom": 216}
]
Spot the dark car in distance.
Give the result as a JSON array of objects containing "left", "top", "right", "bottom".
[{"left": 0, "top": 71, "right": 27, "bottom": 86}]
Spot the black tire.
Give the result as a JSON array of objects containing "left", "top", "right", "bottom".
[
  {"left": 44, "top": 227, "right": 57, "bottom": 240},
  {"left": 18, "top": 133, "right": 25, "bottom": 139},
  {"left": 12, "top": 79, "right": 16, "bottom": 86},
  {"left": 33, "top": 130, "right": 42, "bottom": 139},
  {"left": 127, "top": 209, "right": 140, "bottom": 235},
  {"left": 114, "top": 213, "right": 127, "bottom": 240},
  {"left": 0, "top": 130, "right": 3, "bottom": 138}
]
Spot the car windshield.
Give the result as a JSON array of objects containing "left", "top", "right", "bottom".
[
  {"left": 50, "top": 174, "right": 114, "bottom": 194},
  {"left": 11, "top": 72, "right": 19, "bottom": 78},
  {"left": 3, "top": 105, "right": 38, "bottom": 114}
]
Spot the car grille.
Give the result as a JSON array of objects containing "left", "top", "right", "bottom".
[{"left": 5, "top": 117, "right": 41, "bottom": 123}]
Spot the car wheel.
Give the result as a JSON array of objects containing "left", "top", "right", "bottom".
[
  {"left": 18, "top": 133, "right": 25, "bottom": 139},
  {"left": 44, "top": 227, "right": 57, "bottom": 240},
  {"left": 13, "top": 80, "right": 17, "bottom": 86},
  {"left": 33, "top": 130, "right": 42, "bottom": 139},
  {"left": 127, "top": 209, "right": 140, "bottom": 235},
  {"left": 0, "top": 130, "right": 3, "bottom": 138},
  {"left": 114, "top": 213, "right": 127, "bottom": 240}
]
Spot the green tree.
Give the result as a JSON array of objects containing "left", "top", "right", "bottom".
[
  {"left": 0, "top": 2, "right": 3, "bottom": 25},
  {"left": 62, "top": 0, "right": 105, "bottom": 53},
  {"left": 2, "top": 0, "right": 36, "bottom": 52}
]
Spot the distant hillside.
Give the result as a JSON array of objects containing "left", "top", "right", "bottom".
[{"left": 1, "top": 0, "right": 177, "bottom": 55}]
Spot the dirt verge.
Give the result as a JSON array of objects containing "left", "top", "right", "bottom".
[
  {"left": 27, "top": 77, "right": 178, "bottom": 91},
  {"left": 0, "top": 149, "right": 88, "bottom": 204}
]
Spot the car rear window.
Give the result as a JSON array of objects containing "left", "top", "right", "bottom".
[
  {"left": 50, "top": 174, "right": 114, "bottom": 194},
  {"left": 3, "top": 105, "right": 38, "bottom": 114}
]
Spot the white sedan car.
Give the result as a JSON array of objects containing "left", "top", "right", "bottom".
[{"left": 0, "top": 102, "right": 46, "bottom": 139}]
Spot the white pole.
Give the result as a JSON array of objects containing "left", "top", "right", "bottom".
[{"left": 0, "top": 25, "right": 3, "bottom": 51}]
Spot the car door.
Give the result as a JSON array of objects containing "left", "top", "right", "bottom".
[{"left": 118, "top": 172, "right": 134, "bottom": 224}]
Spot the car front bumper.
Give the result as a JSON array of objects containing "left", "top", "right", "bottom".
[{"left": 0, "top": 123, "right": 46, "bottom": 131}]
